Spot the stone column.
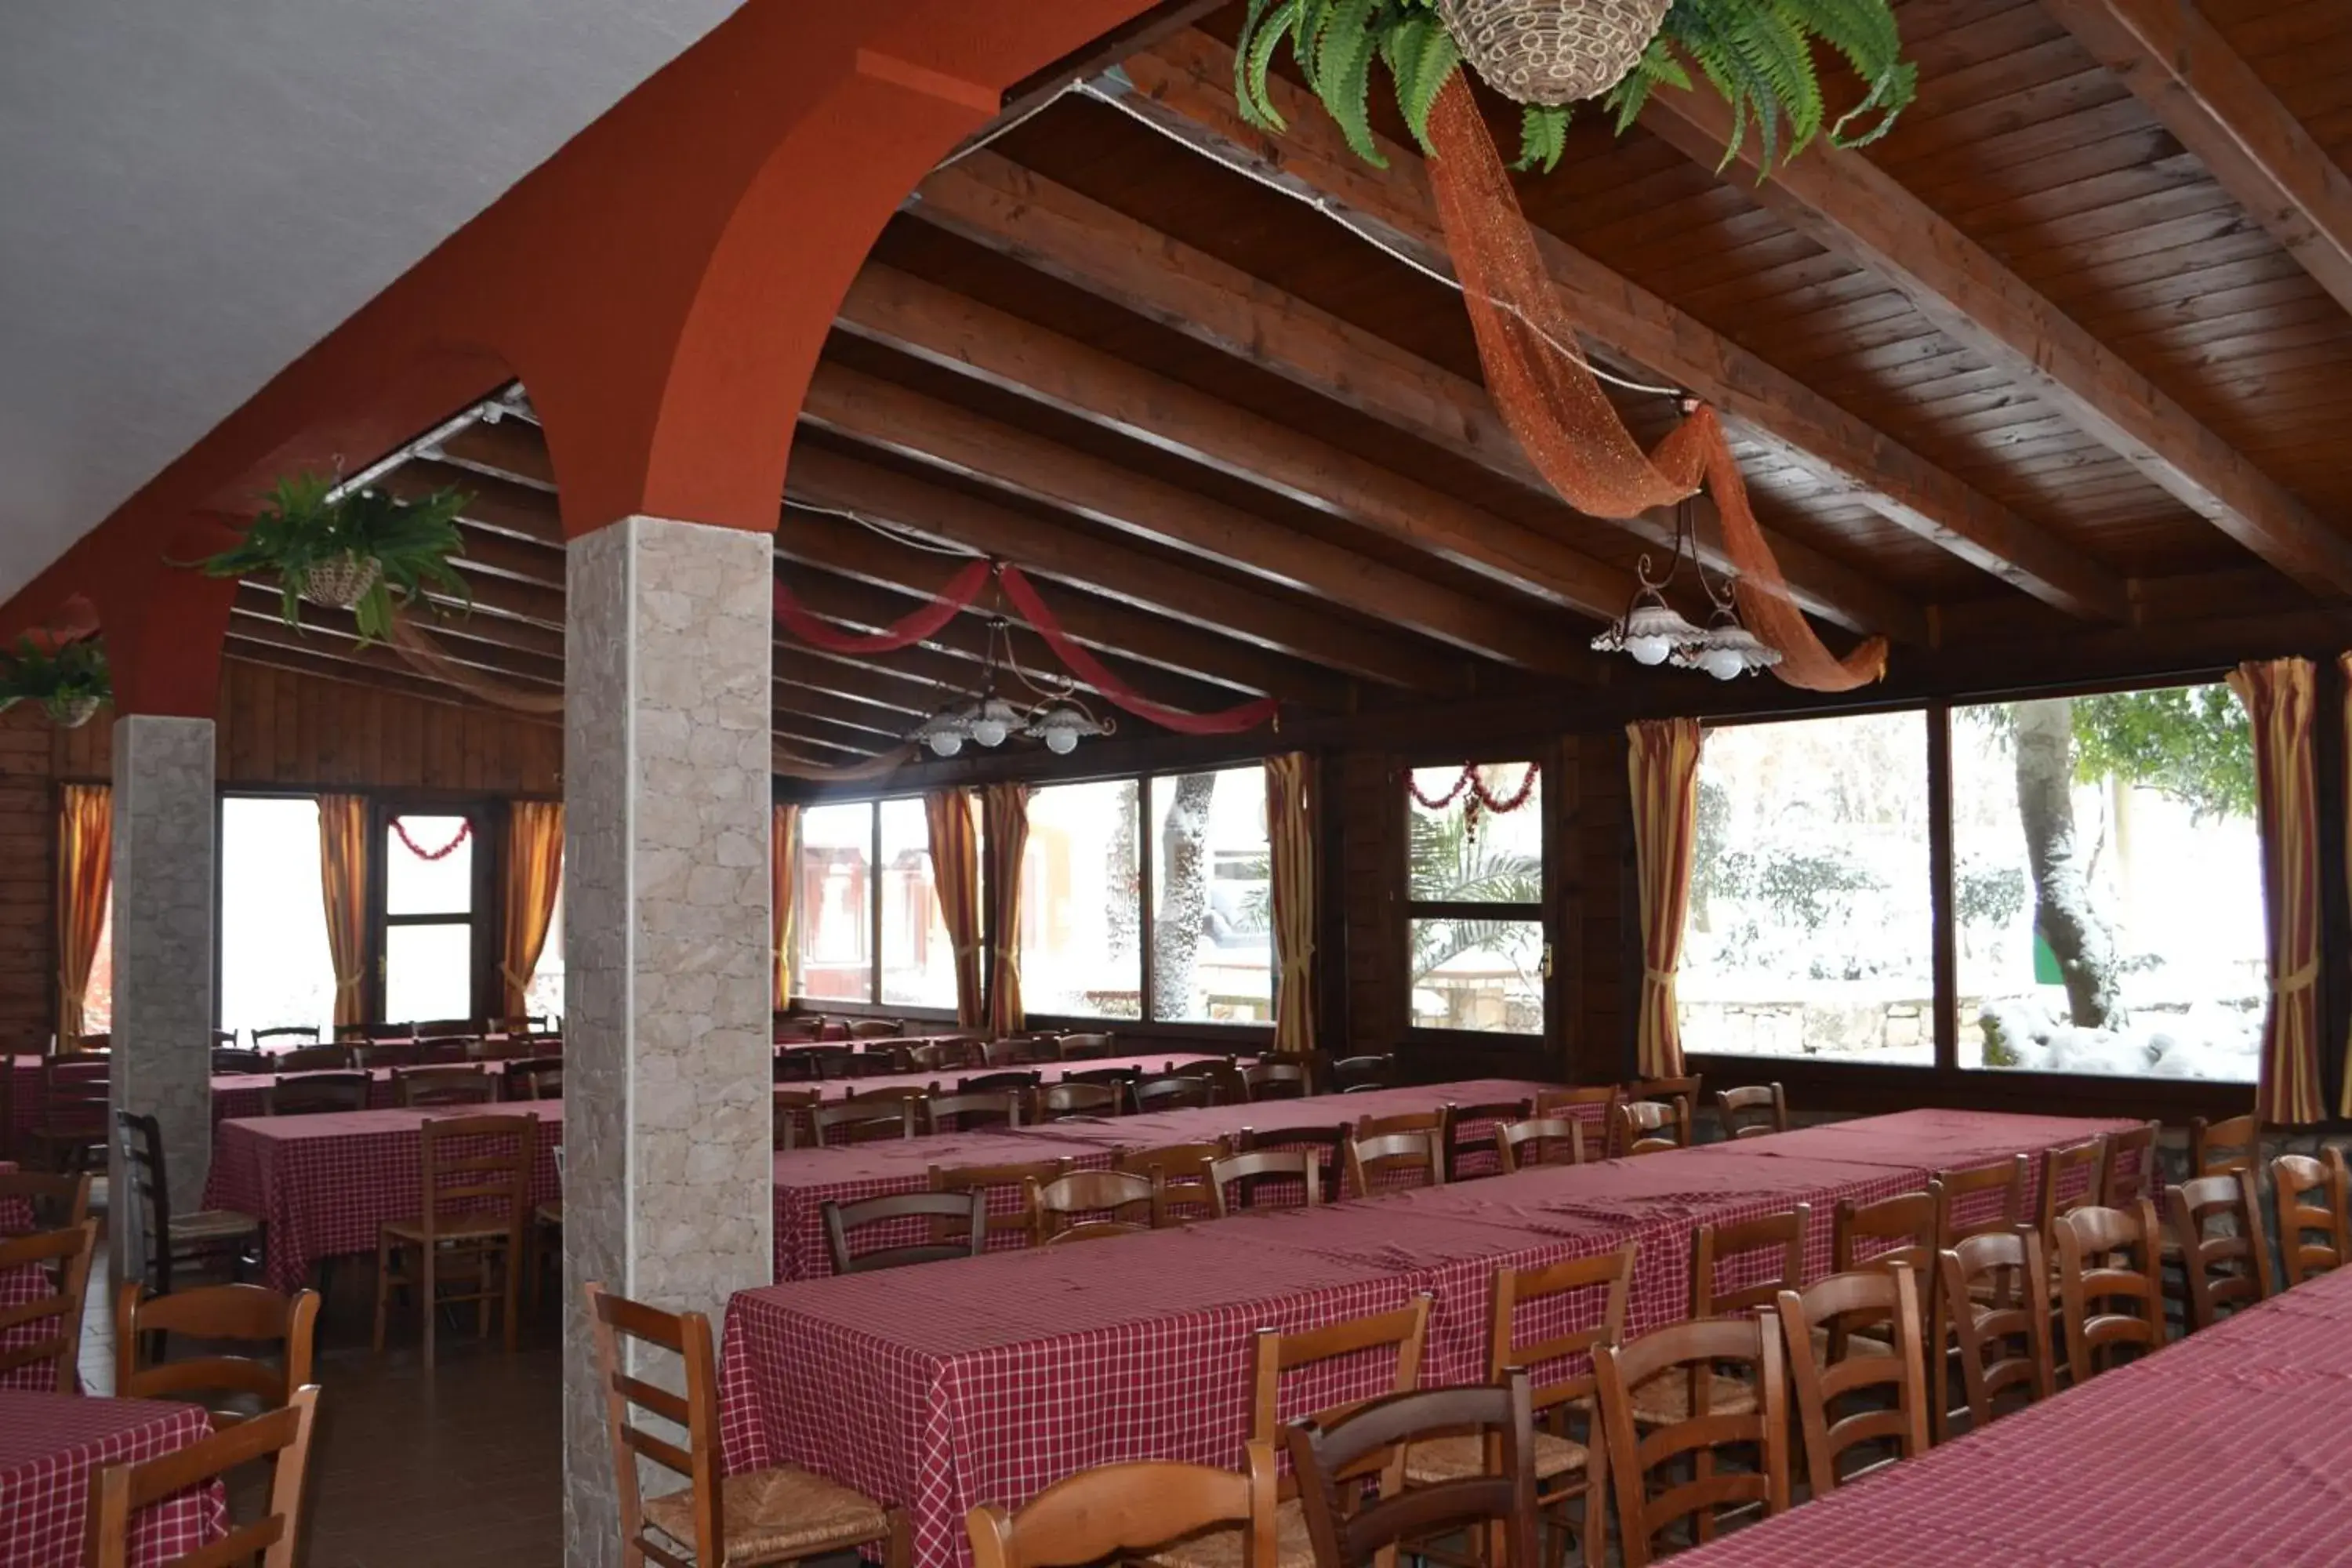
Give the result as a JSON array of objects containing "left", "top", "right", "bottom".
[
  {"left": 562, "top": 516, "right": 774, "bottom": 1565},
  {"left": 107, "top": 714, "right": 217, "bottom": 1276}
]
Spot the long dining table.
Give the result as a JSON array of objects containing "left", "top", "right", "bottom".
[{"left": 717, "top": 1107, "right": 2144, "bottom": 1568}]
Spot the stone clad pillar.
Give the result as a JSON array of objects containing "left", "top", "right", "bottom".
[
  {"left": 107, "top": 714, "right": 217, "bottom": 1274},
  {"left": 562, "top": 515, "right": 774, "bottom": 1564}
]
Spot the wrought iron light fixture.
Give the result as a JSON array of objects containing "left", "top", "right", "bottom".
[
  {"left": 1590, "top": 499, "right": 1777, "bottom": 679},
  {"left": 909, "top": 617, "right": 1117, "bottom": 758}
]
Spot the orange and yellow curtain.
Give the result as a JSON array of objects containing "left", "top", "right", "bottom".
[
  {"left": 2227, "top": 659, "right": 2322, "bottom": 1123},
  {"left": 1627, "top": 719, "right": 1702, "bottom": 1079},
  {"left": 925, "top": 789, "right": 985, "bottom": 1029},
  {"left": 1265, "top": 753, "right": 1318, "bottom": 1054},
  {"left": 981, "top": 782, "right": 1031, "bottom": 1037},
  {"left": 774, "top": 802, "right": 801, "bottom": 1006},
  {"left": 55, "top": 784, "right": 111, "bottom": 1047},
  {"left": 318, "top": 794, "right": 370, "bottom": 1029},
  {"left": 498, "top": 800, "right": 563, "bottom": 1017}
]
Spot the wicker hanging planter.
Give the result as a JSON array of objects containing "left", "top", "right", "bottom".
[
  {"left": 1434, "top": 0, "right": 1671, "bottom": 106},
  {"left": 299, "top": 553, "right": 383, "bottom": 609},
  {"left": 44, "top": 695, "right": 99, "bottom": 730}
]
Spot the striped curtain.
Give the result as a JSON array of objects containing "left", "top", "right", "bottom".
[
  {"left": 981, "top": 782, "right": 1031, "bottom": 1037},
  {"left": 773, "top": 801, "right": 801, "bottom": 1008},
  {"left": 55, "top": 784, "right": 111, "bottom": 1047},
  {"left": 1627, "top": 719, "right": 1702, "bottom": 1078},
  {"left": 924, "top": 788, "right": 984, "bottom": 1028},
  {"left": 317, "top": 794, "right": 369, "bottom": 1029},
  {"left": 497, "top": 800, "right": 564, "bottom": 1015},
  {"left": 1265, "top": 753, "right": 1318, "bottom": 1053},
  {"left": 2230, "top": 659, "right": 2323, "bottom": 1124}
]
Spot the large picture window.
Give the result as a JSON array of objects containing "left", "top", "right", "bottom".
[
  {"left": 797, "top": 801, "right": 874, "bottom": 1003},
  {"left": 218, "top": 795, "right": 339, "bottom": 1039},
  {"left": 1023, "top": 779, "right": 1143, "bottom": 1020},
  {"left": 1150, "top": 768, "right": 1272, "bottom": 1023},
  {"left": 879, "top": 797, "right": 960, "bottom": 1011},
  {"left": 1405, "top": 762, "right": 1545, "bottom": 1035}
]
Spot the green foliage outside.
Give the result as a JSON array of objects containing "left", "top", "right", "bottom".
[
  {"left": 1407, "top": 798, "right": 1541, "bottom": 988},
  {"left": 201, "top": 473, "right": 470, "bottom": 644},
  {"left": 2070, "top": 685, "right": 2253, "bottom": 821}
]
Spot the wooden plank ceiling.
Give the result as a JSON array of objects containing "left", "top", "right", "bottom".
[{"left": 223, "top": 0, "right": 2352, "bottom": 759}]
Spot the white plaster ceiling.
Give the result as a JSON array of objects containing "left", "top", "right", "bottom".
[{"left": 0, "top": 0, "right": 746, "bottom": 607}]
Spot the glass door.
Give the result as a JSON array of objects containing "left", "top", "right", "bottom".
[{"left": 378, "top": 809, "right": 481, "bottom": 1024}]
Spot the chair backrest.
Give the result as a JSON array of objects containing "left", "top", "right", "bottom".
[
  {"left": 967, "top": 1445, "right": 1279, "bottom": 1568},
  {"left": 1029, "top": 1170, "right": 1162, "bottom": 1244},
  {"left": 584, "top": 1283, "right": 728, "bottom": 1568},
  {"left": 981, "top": 1036, "right": 1058, "bottom": 1068},
  {"left": 847, "top": 1081, "right": 938, "bottom": 1105},
  {"left": 1494, "top": 1116, "right": 1585, "bottom": 1173},
  {"left": 1286, "top": 1374, "right": 1538, "bottom": 1568},
  {"left": 770, "top": 1088, "right": 822, "bottom": 1151},
  {"left": 38, "top": 1058, "right": 109, "bottom": 1132},
  {"left": 2273, "top": 1148, "right": 2352, "bottom": 1287},
  {"left": 1441, "top": 1099, "right": 1533, "bottom": 1181},
  {"left": 0, "top": 1170, "right": 91, "bottom": 1236},
  {"left": 851, "top": 1018, "right": 908, "bottom": 1040},
  {"left": 1774, "top": 1264, "right": 1928, "bottom": 1496},
  {"left": 1329, "top": 1054, "right": 1392, "bottom": 1093},
  {"left": 212, "top": 1048, "right": 268, "bottom": 1075},
  {"left": 83, "top": 1384, "right": 320, "bottom": 1568},
  {"left": 1036, "top": 1081, "right": 1123, "bottom": 1120},
  {"left": 115, "top": 1282, "right": 320, "bottom": 1423},
  {"left": 394, "top": 1065, "right": 497, "bottom": 1108},
  {"left": 1715, "top": 1083, "right": 1788, "bottom": 1140},
  {"left": 2190, "top": 1113, "right": 2259, "bottom": 1178},
  {"left": 2035, "top": 1134, "right": 2111, "bottom": 1239},
  {"left": 1832, "top": 1189, "right": 1936, "bottom": 1276},
  {"left": 273, "top": 1044, "right": 352, "bottom": 1073},
  {"left": 267, "top": 1072, "right": 371, "bottom": 1116},
  {"left": 358, "top": 1042, "right": 426, "bottom": 1069},
  {"left": 1250, "top": 1296, "right": 1432, "bottom": 1488},
  {"left": 1057, "top": 1032, "right": 1116, "bottom": 1061},
  {"left": 2100, "top": 1120, "right": 2161, "bottom": 1207},
  {"left": 810, "top": 1098, "right": 917, "bottom": 1145},
  {"left": 822, "top": 1190, "right": 988, "bottom": 1273},
  {"left": 252, "top": 1026, "right": 321, "bottom": 1050},
  {"left": 1933, "top": 1154, "right": 2030, "bottom": 1248},
  {"left": 2054, "top": 1200, "right": 2165, "bottom": 1384},
  {"left": 1133, "top": 1074, "right": 1214, "bottom": 1113},
  {"left": 1345, "top": 1131, "right": 1443, "bottom": 1198},
  {"left": 1489, "top": 1244, "right": 1634, "bottom": 1419},
  {"left": 0, "top": 1221, "right": 96, "bottom": 1391},
  {"left": 1692, "top": 1204, "right": 1809, "bottom": 1316},
  {"left": 505, "top": 1057, "right": 564, "bottom": 1102},
  {"left": 1594, "top": 1315, "right": 1788, "bottom": 1566},
  {"left": 2168, "top": 1171, "right": 2273, "bottom": 1331},
  {"left": 926, "top": 1091, "right": 1025, "bottom": 1135},
  {"left": 1113, "top": 1141, "right": 1228, "bottom": 1216},
  {"left": 930, "top": 1159, "right": 1073, "bottom": 1247},
  {"left": 1356, "top": 1109, "right": 1443, "bottom": 1139},
  {"left": 1938, "top": 1227, "right": 2056, "bottom": 1433},
  {"left": 911, "top": 1039, "right": 982, "bottom": 1073},
  {"left": 801, "top": 1045, "right": 862, "bottom": 1080},
  {"left": 1615, "top": 1101, "right": 1683, "bottom": 1156},
  {"left": 1624, "top": 1075, "right": 1700, "bottom": 1137},
  {"left": 111, "top": 1110, "right": 176, "bottom": 1290},
  {"left": 416, "top": 1115, "right": 535, "bottom": 1243},
  {"left": 959, "top": 1069, "right": 1044, "bottom": 1095},
  {"left": 1240, "top": 1061, "right": 1310, "bottom": 1102},
  {"left": 1207, "top": 1148, "right": 1323, "bottom": 1217}
]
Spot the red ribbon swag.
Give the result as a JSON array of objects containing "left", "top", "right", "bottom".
[{"left": 772, "top": 561, "right": 1279, "bottom": 738}]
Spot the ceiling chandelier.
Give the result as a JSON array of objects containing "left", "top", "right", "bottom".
[
  {"left": 1590, "top": 499, "right": 1782, "bottom": 681},
  {"left": 910, "top": 617, "right": 1116, "bottom": 758}
]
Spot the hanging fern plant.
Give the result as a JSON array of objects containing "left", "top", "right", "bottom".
[
  {"left": 199, "top": 473, "right": 471, "bottom": 644},
  {"left": 0, "top": 637, "right": 111, "bottom": 729},
  {"left": 1236, "top": 0, "right": 1917, "bottom": 174}
]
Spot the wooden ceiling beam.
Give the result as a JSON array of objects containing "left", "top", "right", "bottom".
[
  {"left": 1102, "top": 35, "right": 2123, "bottom": 624},
  {"left": 789, "top": 442, "right": 1442, "bottom": 690},
  {"left": 221, "top": 637, "right": 502, "bottom": 713},
  {"left": 2042, "top": 0, "right": 2352, "bottom": 321},
  {"left": 760, "top": 697, "right": 902, "bottom": 754},
  {"left": 776, "top": 644, "right": 963, "bottom": 713},
  {"left": 800, "top": 362, "right": 1595, "bottom": 677},
  {"left": 393, "top": 461, "right": 568, "bottom": 548},
  {"left": 430, "top": 418, "right": 557, "bottom": 492},
  {"left": 836, "top": 262, "right": 1639, "bottom": 622},
  {"left": 1635, "top": 70, "right": 2352, "bottom": 597},
  {"left": 771, "top": 678, "right": 924, "bottom": 735},
  {"left": 230, "top": 587, "right": 564, "bottom": 680},
  {"left": 223, "top": 612, "right": 561, "bottom": 699}
]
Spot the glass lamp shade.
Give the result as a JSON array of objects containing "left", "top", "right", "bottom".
[
  {"left": 1025, "top": 702, "right": 1108, "bottom": 755},
  {"left": 927, "top": 730, "right": 964, "bottom": 757},
  {"left": 912, "top": 703, "right": 976, "bottom": 757},
  {"left": 1674, "top": 621, "right": 1782, "bottom": 681},
  {"left": 1595, "top": 597, "right": 1706, "bottom": 667},
  {"left": 969, "top": 697, "right": 1023, "bottom": 749}
]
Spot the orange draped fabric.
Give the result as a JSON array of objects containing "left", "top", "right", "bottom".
[
  {"left": 2230, "top": 659, "right": 2323, "bottom": 1124},
  {"left": 981, "top": 782, "right": 1031, "bottom": 1038},
  {"left": 55, "top": 784, "right": 111, "bottom": 1047},
  {"left": 924, "top": 789, "right": 985, "bottom": 1029},
  {"left": 318, "top": 794, "right": 369, "bottom": 1029},
  {"left": 1422, "top": 79, "right": 1885, "bottom": 693},
  {"left": 773, "top": 802, "right": 801, "bottom": 1007},
  {"left": 499, "top": 800, "right": 564, "bottom": 1016},
  {"left": 1265, "top": 753, "right": 1319, "bottom": 1054},
  {"left": 1627, "top": 719, "right": 1702, "bottom": 1078}
]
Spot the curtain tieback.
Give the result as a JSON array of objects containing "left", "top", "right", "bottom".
[
  {"left": 991, "top": 947, "right": 1021, "bottom": 975},
  {"left": 334, "top": 976, "right": 363, "bottom": 994},
  {"left": 1641, "top": 967, "right": 1677, "bottom": 987},
  {"left": 499, "top": 964, "right": 535, "bottom": 990},
  {"left": 2270, "top": 960, "right": 2319, "bottom": 996}
]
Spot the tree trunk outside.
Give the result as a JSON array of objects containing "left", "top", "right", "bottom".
[
  {"left": 1152, "top": 772, "right": 1218, "bottom": 1022},
  {"left": 2012, "top": 698, "right": 2124, "bottom": 1028}
]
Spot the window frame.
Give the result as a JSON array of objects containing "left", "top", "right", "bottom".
[
  {"left": 1398, "top": 753, "right": 1555, "bottom": 1054},
  {"left": 369, "top": 798, "right": 495, "bottom": 1025}
]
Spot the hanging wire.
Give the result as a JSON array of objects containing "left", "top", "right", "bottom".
[
  {"left": 935, "top": 76, "right": 1091, "bottom": 170},
  {"left": 782, "top": 498, "right": 980, "bottom": 557}
]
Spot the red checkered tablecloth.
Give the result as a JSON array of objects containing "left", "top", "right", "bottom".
[
  {"left": 720, "top": 1109, "right": 2138, "bottom": 1568},
  {"left": 0, "top": 1392, "right": 227, "bottom": 1567},
  {"left": 204, "top": 1102, "right": 563, "bottom": 1292},
  {"left": 1679, "top": 1231, "right": 2352, "bottom": 1566}
]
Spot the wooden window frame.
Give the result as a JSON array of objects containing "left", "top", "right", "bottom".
[{"left": 1397, "top": 753, "right": 1555, "bottom": 1061}]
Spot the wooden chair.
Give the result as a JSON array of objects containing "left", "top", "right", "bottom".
[
  {"left": 1329, "top": 1054, "right": 1393, "bottom": 1093},
  {"left": 1714, "top": 1083, "right": 1788, "bottom": 1141},
  {"left": 925, "top": 1091, "right": 1025, "bottom": 1135},
  {"left": 930, "top": 1159, "right": 1073, "bottom": 1249},
  {"left": 1057, "top": 1033, "right": 1116, "bottom": 1061},
  {"left": 586, "top": 1283, "right": 909, "bottom": 1568},
  {"left": 372, "top": 1113, "right": 535, "bottom": 1367},
  {"left": 911, "top": 1039, "right": 982, "bottom": 1073},
  {"left": 2272, "top": 1147, "right": 2352, "bottom": 1286},
  {"left": 1134, "top": 1074, "right": 1216, "bottom": 1113},
  {"left": 1290, "top": 1374, "right": 1538, "bottom": 1568},
  {"left": 2167, "top": 1171, "right": 2272, "bottom": 1331},
  {"left": 1631, "top": 1206, "right": 1806, "bottom": 1428},
  {"left": 1938, "top": 1227, "right": 2056, "bottom": 1434},
  {"left": 0, "top": 1221, "right": 96, "bottom": 1392},
  {"left": 1929, "top": 1154, "right": 2030, "bottom": 1439},
  {"left": 24, "top": 1058, "right": 110, "bottom": 1174},
  {"left": 114, "top": 1282, "right": 319, "bottom": 1426},
  {"left": 1615, "top": 1101, "right": 1682, "bottom": 1157},
  {"left": 968, "top": 1446, "right": 1279, "bottom": 1568},
  {"left": 1062, "top": 1065, "right": 1143, "bottom": 1091},
  {"left": 1494, "top": 1116, "right": 1586, "bottom": 1173},
  {"left": 846, "top": 1082, "right": 938, "bottom": 1106},
  {"left": 2053, "top": 1200, "right": 2165, "bottom": 1385},
  {"left": 1241, "top": 1061, "right": 1311, "bottom": 1102},
  {"left": 1623, "top": 1076, "right": 1700, "bottom": 1145},
  {"left": 1029, "top": 1170, "right": 1162, "bottom": 1244},
  {"left": 809, "top": 1100, "right": 916, "bottom": 1145},
  {"left": 1774, "top": 1263, "right": 1928, "bottom": 1495},
  {"left": 83, "top": 1384, "right": 320, "bottom": 1568},
  {"left": 1832, "top": 1189, "right": 1936, "bottom": 1276},
  {"left": 795, "top": 1046, "right": 862, "bottom": 1081},
  {"left": 1356, "top": 1108, "right": 1443, "bottom": 1140},
  {"left": 212, "top": 1047, "right": 268, "bottom": 1075},
  {"left": 114, "top": 1111, "right": 261, "bottom": 1295},
  {"left": 980, "top": 1036, "right": 1058, "bottom": 1068},
  {"left": 2034, "top": 1134, "right": 2111, "bottom": 1242},
  {"left": 1594, "top": 1316, "right": 1788, "bottom": 1564},
  {"left": 850, "top": 1018, "right": 908, "bottom": 1040},
  {"left": 1344, "top": 1131, "right": 1443, "bottom": 1197},
  {"left": 504, "top": 1057, "right": 564, "bottom": 1102},
  {"left": 2190, "top": 1112, "right": 2259, "bottom": 1178},
  {"left": 274, "top": 1044, "right": 353, "bottom": 1073},
  {"left": 1441, "top": 1098, "right": 1534, "bottom": 1181},
  {"left": 958, "top": 1069, "right": 1044, "bottom": 1096},
  {"left": 358, "top": 1042, "right": 428, "bottom": 1069},
  {"left": 822, "top": 1191, "right": 987, "bottom": 1274},
  {"left": 771, "top": 1089, "right": 822, "bottom": 1151},
  {"left": 1036, "top": 1082, "right": 1123, "bottom": 1121},
  {"left": 252, "top": 1025, "right": 321, "bottom": 1053},
  {"left": 0, "top": 1170, "right": 90, "bottom": 1236},
  {"left": 1115, "top": 1141, "right": 1228, "bottom": 1218},
  {"left": 394, "top": 1065, "right": 497, "bottom": 1108},
  {"left": 266, "top": 1071, "right": 371, "bottom": 1116},
  {"left": 2099, "top": 1120, "right": 2161, "bottom": 1207},
  {"left": 1534, "top": 1085, "right": 1622, "bottom": 1155},
  {"left": 1407, "top": 1244, "right": 1632, "bottom": 1568},
  {"left": 1208, "top": 1149, "right": 1324, "bottom": 1217}
]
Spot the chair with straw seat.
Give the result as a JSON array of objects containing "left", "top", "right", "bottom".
[
  {"left": 0, "top": 1171, "right": 90, "bottom": 1237},
  {"left": 924, "top": 1091, "right": 1024, "bottom": 1135},
  {"left": 2273, "top": 1148, "right": 2352, "bottom": 1286},
  {"left": 1614, "top": 1102, "right": 1682, "bottom": 1157},
  {"left": 266, "top": 1072, "right": 370, "bottom": 1116},
  {"left": 1631, "top": 1207, "right": 1806, "bottom": 1427},
  {"left": 2054, "top": 1200, "right": 2166, "bottom": 1385},
  {"left": 1928, "top": 1155, "right": 2029, "bottom": 1439},
  {"left": 114, "top": 1111, "right": 263, "bottom": 1297},
  {"left": 1494, "top": 1116, "right": 1586, "bottom": 1173},
  {"left": 822, "top": 1191, "right": 988, "bottom": 1275},
  {"left": 1116, "top": 1142, "right": 1227, "bottom": 1219},
  {"left": 1240, "top": 1061, "right": 1310, "bottom": 1103},
  {"left": 1036, "top": 1082, "right": 1123, "bottom": 1121},
  {"left": 2168, "top": 1171, "right": 2272, "bottom": 1332},
  {"left": 1291, "top": 1374, "right": 1538, "bottom": 1568},
  {"left": 1715, "top": 1083, "right": 1788, "bottom": 1141},
  {"left": 372, "top": 1113, "right": 535, "bottom": 1367},
  {"left": 1595, "top": 1316, "right": 1788, "bottom": 1564},
  {"left": 968, "top": 1446, "right": 1278, "bottom": 1568},
  {"left": 115, "top": 1282, "right": 319, "bottom": 1427},
  {"left": 2189, "top": 1113, "right": 2259, "bottom": 1178},
  {"left": 930, "top": 1159, "right": 1073, "bottom": 1250},
  {"left": 1440, "top": 1098, "right": 1533, "bottom": 1181},
  {"left": 810, "top": 1100, "right": 917, "bottom": 1146},
  {"left": 1029, "top": 1170, "right": 1163, "bottom": 1245},
  {"left": 83, "top": 1385, "right": 320, "bottom": 1568},
  {"left": 1207, "top": 1149, "right": 1323, "bottom": 1217},
  {"left": 1938, "top": 1226, "right": 2056, "bottom": 1435},
  {"left": 1774, "top": 1263, "right": 1928, "bottom": 1495},
  {"left": 1343, "top": 1131, "right": 1443, "bottom": 1197}
]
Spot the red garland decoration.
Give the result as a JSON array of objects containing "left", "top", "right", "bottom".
[
  {"left": 773, "top": 559, "right": 993, "bottom": 655},
  {"left": 392, "top": 817, "right": 473, "bottom": 862},
  {"left": 1408, "top": 762, "right": 1540, "bottom": 839}
]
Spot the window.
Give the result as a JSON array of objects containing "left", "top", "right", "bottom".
[
  {"left": 1023, "top": 779, "right": 1142, "bottom": 1019},
  {"left": 1149, "top": 768, "right": 1272, "bottom": 1023},
  {"left": 82, "top": 891, "right": 113, "bottom": 1038},
  {"left": 880, "top": 797, "right": 960, "bottom": 1011},
  {"left": 1405, "top": 762, "right": 1544, "bottom": 1034},
  {"left": 1953, "top": 687, "right": 2258, "bottom": 1082},
  {"left": 219, "top": 796, "right": 336, "bottom": 1038},
  {"left": 525, "top": 890, "right": 564, "bottom": 1023},
  {"left": 1682, "top": 713, "right": 1934, "bottom": 1066},
  {"left": 382, "top": 812, "right": 477, "bottom": 1022},
  {"left": 797, "top": 802, "right": 873, "bottom": 1002}
]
